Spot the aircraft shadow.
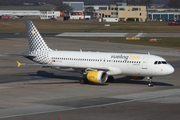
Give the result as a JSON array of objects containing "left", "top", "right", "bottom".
[
  {"left": 114, "top": 77, "right": 174, "bottom": 87},
  {"left": 26, "top": 71, "right": 108, "bottom": 86},
  {"left": 13, "top": 71, "right": 173, "bottom": 86},
  {"left": 24, "top": 71, "right": 79, "bottom": 84}
]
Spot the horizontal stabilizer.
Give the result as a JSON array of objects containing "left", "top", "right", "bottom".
[
  {"left": 16, "top": 61, "right": 40, "bottom": 67},
  {"left": 17, "top": 61, "right": 23, "bottom": 67}
]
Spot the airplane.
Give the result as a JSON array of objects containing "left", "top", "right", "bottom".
[{"left": 17, "top": 20, "right": 174, "bottom": 87}]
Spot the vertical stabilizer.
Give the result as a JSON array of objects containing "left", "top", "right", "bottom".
[{"left": 25, "top": 20, "right": 51, "bottom": 51}]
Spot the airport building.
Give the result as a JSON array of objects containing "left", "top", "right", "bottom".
[
  {"left": 0, "top": 10, "right": 61, "bottom": 19},
  {"left": 84, "top": 5, "right": 109, "bottom": 18},
  {"left": 61, "top": 2, "right": 91, "bottom": 20},
  {"left": 63, "top": 2, "right": 85, "bottom": 20},
  {"left": 148, "top": 8, "right": 180, "bottom": 21},
  {"left": 98, "top": 3, "right": 147, "bottom": 22},
  {"left": 0, "top": 10, "right": 40, "bottom": 16},
  {"left": 1, "top": 2, "right": 180, "bottom": 22},
  {"left": 40, "top": 11, "right": 61, "bottom": 19}
]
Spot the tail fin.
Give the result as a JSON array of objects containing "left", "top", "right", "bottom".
[{"left": 25, "top": 20, "right": 51, "bottom": 51}]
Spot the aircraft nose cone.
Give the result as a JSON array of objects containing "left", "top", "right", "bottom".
[{"left": 167, "top": 65, "right": 174, "bottom": 74}]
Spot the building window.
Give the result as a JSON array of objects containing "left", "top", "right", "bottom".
[
  {"left": 111, "top": 12, "right": 118, "bottom": 15},
  {"left": 132, "top": 8, "right": 138, "bottom": 11},
  {"left": 139, "top": 8, "right": 141, "bottom": 11},
  {"left": 140, "top": 13, "right": 142, "bottom": 16},
  {"left": 119, "top": 8, "right": 125, "bottom": 11},
  {"left": 102, "top": 14, "right": 104, "bottom": 17}
]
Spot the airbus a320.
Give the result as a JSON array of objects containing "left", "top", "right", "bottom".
[{"left": 17, "top": 20, "right": 174, "bottom": 87}]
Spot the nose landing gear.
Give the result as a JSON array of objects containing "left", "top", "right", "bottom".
[{"left": 147, "top": 77, "right": 153, "bottom": 87}]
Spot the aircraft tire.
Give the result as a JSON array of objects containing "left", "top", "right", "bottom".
[
  {"left": 80, "top": 79, "right": 88, "bottom": 84},
  {"left": 107, "top": 76, "right": 114, "bottom": 83},
  {"left": 148, "top": 83, "right": 154, "bottom": 87}
]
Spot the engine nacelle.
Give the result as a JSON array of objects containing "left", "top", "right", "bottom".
[
  {"left": 127, "top": 76, "right": 145, "bottom": 80},
  {"left": 86, "top": 71, "right": 108, "bottom": 84}
]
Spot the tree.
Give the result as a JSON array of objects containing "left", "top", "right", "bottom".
[
  {"left": 139, "top": 0, "right": 152, "bottom": 6},
  {"left": 84, "top": 7, "right": 96, "bottom": 18},
  {"left": 55, "top": 3, "right": 73, "bottom": 12},
  {"left": 168, "top": 0, "right": 180, "bottom": 8}
]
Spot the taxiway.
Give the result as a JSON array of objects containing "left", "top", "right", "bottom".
[{"left": 0, "top": 37, "right": 179, "bottom": 120}]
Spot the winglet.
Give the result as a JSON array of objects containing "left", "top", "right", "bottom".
[{"left": 17, "top": 61, "right": 22, "bottom": 67}]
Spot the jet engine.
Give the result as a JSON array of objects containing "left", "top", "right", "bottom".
[
  {"left": 127, "top": 76, "right": 145, "bottom": 80},
  {"left": 86, "top": 71, "right": 108, "bottom": 84}
]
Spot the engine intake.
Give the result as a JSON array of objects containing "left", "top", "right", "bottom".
[{"left": 86, "top": 71, "right": 108, "bottom": 84}]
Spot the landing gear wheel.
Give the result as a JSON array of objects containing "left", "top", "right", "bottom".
[
  {"left": 80, "top": 79, "right": 88, "bottom": 84},
  {"left": 148, "top": 83, "right": 154, "bottom": 87},
  {"left": 107, "top": 76, "right": 114, "bottom": 83},
  {"left": 147, "top": 77, "right": 153, "bottom": 87}
]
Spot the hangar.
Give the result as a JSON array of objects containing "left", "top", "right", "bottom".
[
  {"left": 0, "top": 10, "right": 61, "bottom": 19},
  {"left": 148, "top": 8, "right": 180, "bottom": 21}
]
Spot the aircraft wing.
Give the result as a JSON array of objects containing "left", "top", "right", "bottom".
[{"left": 41, "top": 64, "right": 110, "bottom": 72}]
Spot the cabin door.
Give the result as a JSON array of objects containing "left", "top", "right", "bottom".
[{"left": 142, "top": 57, "right": 149, "bottom": 69}]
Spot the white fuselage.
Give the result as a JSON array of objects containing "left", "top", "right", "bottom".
[
  {"left": 23, "top": 20, "right": 175, "bottom": 85},
  {"left": 47, "top": 50, "right": 174, "bottom": 77}
]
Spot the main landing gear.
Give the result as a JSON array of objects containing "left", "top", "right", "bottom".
[
  {"left": 147, "top": 77, "right": 153, "bottom": 87},
  {"left": 106, "top": 76, "right": 114, "bottom": 83},
  {"left": 80, "top": 78, "right": 88, "bottom": 84},
  {"left": 80, "top": 72, "right": 88, "bottom": 84}
]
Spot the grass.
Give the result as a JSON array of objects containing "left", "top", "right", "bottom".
[
  {"left": 60, "top": 37, "right": 180, "bottom": 49},
  {"left": 0, "top": 19, "right": 179, "bottom": 48},
  {"left": 1, "top": 19, "right": 180, "bottom": 33}
]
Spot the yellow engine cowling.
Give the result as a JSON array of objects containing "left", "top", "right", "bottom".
[
  {"left": 87, "top": 71, "right": 108, "bottom": 84},
  {"left": 127, "top": 76, "right": 145, "bottom": 80}
]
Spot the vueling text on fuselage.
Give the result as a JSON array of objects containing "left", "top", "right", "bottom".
[
  {"left": 111, "top": 55, "right": 141, "bottom": 61},
  {"left": 111, "top": 54, "right": 129, "bottom": 61}
]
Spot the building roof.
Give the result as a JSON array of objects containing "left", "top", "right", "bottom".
[{"left": 0, "top": 6, "right": 55, "bottom": 11}]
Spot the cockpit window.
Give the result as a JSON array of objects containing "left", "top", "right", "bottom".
[
  {"left": 154, "top": 61, "right": 167, "bottom": 65},
  {"left": 162, "top": 61, "right": 167, "bottom": 64}
]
